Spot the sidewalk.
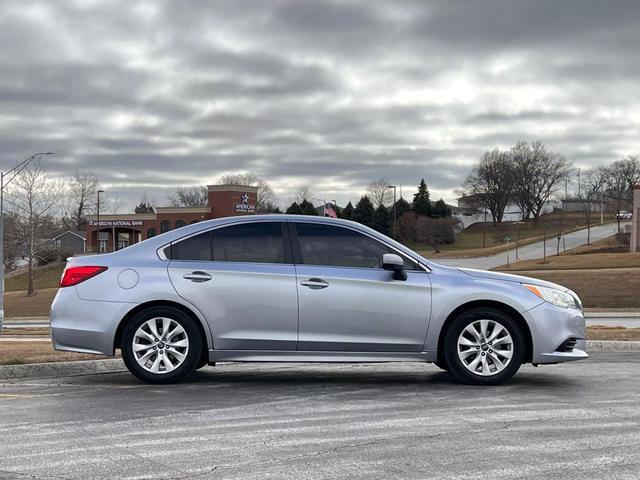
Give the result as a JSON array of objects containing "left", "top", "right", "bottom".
[{"left": 2, "top": 311, "right": 640, "bottom": 333}]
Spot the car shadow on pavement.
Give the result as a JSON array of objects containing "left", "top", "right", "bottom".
[{"left": 182, "top": 364, "right": 578, "bottom": 390}]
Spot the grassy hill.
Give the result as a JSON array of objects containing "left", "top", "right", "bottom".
[
  {"left": 5, "top": 262, "right": 65, "bottom": 292},
  {"left": 435, "top": 211, "right": 617, "bottom": 253}
]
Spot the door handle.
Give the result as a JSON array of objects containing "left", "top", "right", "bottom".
[
  {"left": 300, "top": 278, "right": 329, "bottom": 289},
  {"left": 183, "top": 271, "right": 212, "bottom": 283}
]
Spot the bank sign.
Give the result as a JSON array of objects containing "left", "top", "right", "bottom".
[
  {"left": 235, "top": 192, "right": 256, "bottom": 213},
  {"left": 88, "top": 220, "right": 144, "bottom": 227}
]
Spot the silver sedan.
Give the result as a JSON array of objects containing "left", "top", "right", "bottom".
[{"left": 51, "top": 215, "right": 587, "bottom": 385}]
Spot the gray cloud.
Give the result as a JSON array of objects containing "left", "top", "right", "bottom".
[{"left": 1, "top": 0, "right": 639, "bottom": 209}]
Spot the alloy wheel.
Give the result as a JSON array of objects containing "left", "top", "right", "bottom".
[
  {"left": 132, "top": 317, "right": 189, "bottom": 374},
  {"left": 457, "top": 319, "right": 513, "bottom": 376}
]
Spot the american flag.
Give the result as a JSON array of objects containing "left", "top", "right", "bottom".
[{"left": 323, "top": 203, "right": 337, "bottom": 218}]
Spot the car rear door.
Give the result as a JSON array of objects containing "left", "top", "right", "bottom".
[
  {"left": 167, "top": 220, "right": 298, "bottom": 351},
  {"left": 292, "top": 221, "right": 431, "bottom": 352}
]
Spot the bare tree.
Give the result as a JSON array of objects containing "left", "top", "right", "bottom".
[
  {"left": 65, "top": 169, "right": 98, "bottom": 231},
  {"left": 168, "top": 186, "right": 209, "bottom": 207},
  {"left": 218, "top": 172, "right": 276, "bottom": 212},
  {"left": 366, "top": 178, "right": 392, "bottom": 208},
  {"left": 575, "top": 173, "right": 599, "bottom": 244},
  {"left": 7, "top": 157, "right": 63, "bottom": 295},
  {"left": 603, "top": 156, "right": 640, "bottom": 232},
  {"left": 2, "top": 212, "right": 21, "bottom": 272},
  {"left": 511, "top": 141, "right": 535, "bottom": 220},
  {"left": 512, "top": 141, "right": 570, "bottom": 223},
  {"left": 463, "top": 148, "right": 514, "bottom": 224},
  {"left": 582, "top": 167, "right": 609, "bottom": 226},
  {"left": 293, "top": 184, "right": 314, "bottom": 204}
]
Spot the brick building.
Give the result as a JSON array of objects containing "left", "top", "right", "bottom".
[{"left": 85, "top": 184, "right": 258, "bottom": 252}]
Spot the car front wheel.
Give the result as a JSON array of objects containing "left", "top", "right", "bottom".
[
  {"left": 443, "top": 308, "right": 525, "bottom": 385},
  {"left": 121, "top": 306, "right": 203, "bottom": 384}
]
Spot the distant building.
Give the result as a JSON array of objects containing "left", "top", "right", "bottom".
[
  {"left": 85, "top": 184, "right": 258, "bottom": 253},
  {"left": 456, "top": 193, "right": 554, "bottom": 228},
  {"left": 561, "top": 198, "right": 599, "bottom": 212},
  {"left": 49, "top": 231, "right": 86, "bottom": 255},
  {"left": 314, "top": 202, "right": 341, "bottom": 217}
]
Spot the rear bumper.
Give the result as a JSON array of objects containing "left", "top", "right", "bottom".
[
  {"left": 50, "top": 287, "right": 134, "bottom": 356},
  {"left": 524, "top": 302, "right": 588, "bottom": 364}
]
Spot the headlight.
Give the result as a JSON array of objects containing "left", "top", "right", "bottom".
[{"left": 523, "top": 284, "right": 581, "bottom": 310}]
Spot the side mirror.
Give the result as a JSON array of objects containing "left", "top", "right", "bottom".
[{"left": 382, "top": 253, "right": 407, "bottom": 281}]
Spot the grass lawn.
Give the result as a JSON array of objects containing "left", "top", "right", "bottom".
[
  {"left": 5, "top": 262, "right": 65, "bottom": 292},
  {"left": 587, "top": 327, "right": 640, "bottom": 341},
  {"left": 4, "top": 288, "right": 57, "bottom": 318},
  {"left": 503, "top": 268, "right": 640, "bottom": 309},
  {"left": 416, "top": 211, "right": 617, "bottom": 257},
  {"left": 495, "top": 235, "right": 637, "bottom": 271},
  {"left": 496, "top": 253, "right": 640, "bottom": 271},
  {"left": 0, "top": 342, "right": 111, "bottom": 365}
]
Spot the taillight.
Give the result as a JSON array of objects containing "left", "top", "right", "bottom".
[{"left": 60, "top": 266, "right": 108, "bottom": 287}]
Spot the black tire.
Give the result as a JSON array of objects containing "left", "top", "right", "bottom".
[
  {"left": 443, "top": 308, "right": 525, "bottom": 386},
  {"left": 121, "top": 306, "right": 203, "bottom": 384},
  {"left": 195, "top": 359, "right": 210, "bottom": 370}
]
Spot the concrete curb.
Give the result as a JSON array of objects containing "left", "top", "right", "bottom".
[
  {"left": 0, "top": 358, "right": 125, "bottom": 381},
  {"left": 586, "top": 340, "right": 640, "bottom": 352},
  {"left": 585, "top": 312, "right": 640, "bottom": 319}
]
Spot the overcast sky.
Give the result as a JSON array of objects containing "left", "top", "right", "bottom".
[{"left": 1, "top": 0, "right": 639, "bottom": 209}]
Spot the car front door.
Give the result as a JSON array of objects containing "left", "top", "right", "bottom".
[
  {"left": 292, "top": 221, "right": 431, "bottom": 352},
  {"left": 167, "top": 220, "right": 298, "bottom": 351}
]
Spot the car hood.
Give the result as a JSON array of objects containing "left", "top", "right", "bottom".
[{"left": 458, "top": 268, "right": 570, "bottom": 292}]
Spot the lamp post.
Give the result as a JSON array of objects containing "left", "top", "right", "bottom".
[
  {"left": 0, "top": 152, "right": 54, "bottom": 332},
  {"left": 96, "top": 190, "right": 104, "bottom": 253},
  {"left": 388, "top": 185, "right": 397, "bottom": 239}
]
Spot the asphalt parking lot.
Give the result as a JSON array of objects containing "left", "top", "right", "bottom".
[{"left": 1, "top": 353, "right": 639, "bottom": 480}]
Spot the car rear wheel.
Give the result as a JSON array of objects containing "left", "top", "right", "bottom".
[
  {"left": 122, "top": 307, "right": 203, "bottom": 384},
  {"left": 443, "top": 308, "right": 525, "bottom": 385}
]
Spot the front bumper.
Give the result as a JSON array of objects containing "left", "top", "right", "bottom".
[
  {"left": 50, "top": 287, "right": 135, "bottom": 356},
  {"left": 524, "top": 301, "right": 588, "bottom": 364}
]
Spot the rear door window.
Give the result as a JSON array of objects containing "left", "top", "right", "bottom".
[{"left": 167, "top": 222, "right": 288, "bottom": 264}]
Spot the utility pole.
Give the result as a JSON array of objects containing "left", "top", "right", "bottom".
[
  {"left": 388, "top": 185, "right": 397, "bottom": 239},
  {"left": 483, "top": 211, "right": 487, "bottom": 248},
  {"left": 0, "top": 152, "right": 54, "bottom": 332}
]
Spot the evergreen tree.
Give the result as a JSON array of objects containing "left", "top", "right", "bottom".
[
  {"left": 134, "top": 200, "right": 154, "bottom": 213},
  {"left": 372, "top": 204, "right": 391, "bottom": 235},
  {"left": 342, "top": 201, "right": 354, "bottom": 220},
  {"left": 413, "top": 179, "right": 432, "bottom": 217},
  {"left": 432, "top": 199, "right": 452, "bottom": 218},
  {"left": 353, "top": 195, "right": 375, "bottom": 227},
  {"left": 285, "top": 202, "right": 303, "bottom": 214},
  {"left": 299, "top": 199, "right": 318, "bottom": 215},
  {"left": 393, "top": 197, "right": 412, "bottom": 217}
]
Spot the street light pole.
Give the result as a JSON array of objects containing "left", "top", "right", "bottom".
[
  {"left": 388, "top": 185, "right": 397, "bottom": 239},
  {"left": 0, "top": 152, "right": 54, "bottom": 332},
  {"left": 97, "top": 190, "right": 104, "bottom": 253}
]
